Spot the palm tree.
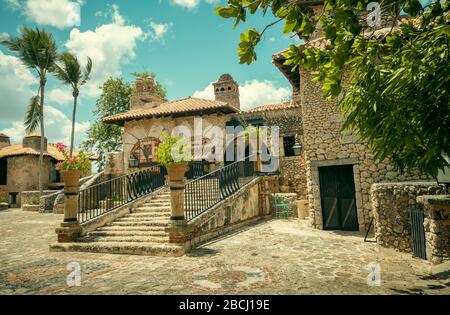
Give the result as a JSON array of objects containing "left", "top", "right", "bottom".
[
  {"left": 2, "top": 27, "right": 58, "bottom": 197},
  {"left": 53, "top": 52, "right": 92, "bottom": 156}
]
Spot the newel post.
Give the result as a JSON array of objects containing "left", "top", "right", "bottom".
[
  {"left": 55, "top": 170, "right": 82, "bottom": 242},
  {"left": 165, "top": 163, "right": 189, "bottom": 245}
]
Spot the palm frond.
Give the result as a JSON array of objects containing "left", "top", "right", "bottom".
[
  {"left": 81, "top": 56, "right": 92, "bottom": 86},
  {"left": 24, "top": 95, "right": 40, "bottom": 133},
  {"left": 1, "top": 26, "right": 57, "bottom": 73},
  {"left": 53, "top": 52, "right": 82, "bottom": 86}
]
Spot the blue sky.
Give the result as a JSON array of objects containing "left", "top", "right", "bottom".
[{"left": 0, "top": 0, "right": 298, "bottom": 148}]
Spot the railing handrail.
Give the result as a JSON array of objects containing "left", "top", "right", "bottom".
[
  {"left": 79, "top": 165, "right": 164, "bottom": 193},
  {"left": 185, "top": 154, "right": 257, "bottom": 185},
  {"left": 78, "top": 164, "right": 166, "bottom": 224},
  {"left": 184, "top": 154, "right": 258, "bottom": 221}
]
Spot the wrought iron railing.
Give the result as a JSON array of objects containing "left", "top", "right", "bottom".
[
  {"left": 184, "top": 156, "right": 257, "bottom": 221},
  {"left": 78, "top": 165, "right": 166, "bottom": 223}
]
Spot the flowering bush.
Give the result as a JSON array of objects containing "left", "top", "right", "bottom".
[{"left": 55, "top": 143, "right": 91, "bottom": 176}]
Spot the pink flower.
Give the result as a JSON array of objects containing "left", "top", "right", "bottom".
[
  {"left": 55, "top": 142, "right": 67, "bottom": 150},
  {"left": 55, "top": 162, "right": 62, "bottom": 171}
]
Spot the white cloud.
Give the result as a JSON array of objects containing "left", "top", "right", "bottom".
[
  {"left": 193, "top": 80, "right": 291, "bottom": 111},
  {"left": 1, "top": 106, "right": 90, "bottom": 149},
  {"left": 171, "top": 0, "right": 219, "bottom": 9},
  {"left": 48, "top": 87, "right": 73, "bottom": 105},
  {"left": 65, "top": 4, "right": 144, "bottom": 98},
  {"left": 22, "top": 0, "right": 83, "bottom": 29},
  {"left": 0, "top": 51, "right": 36, "bottom": 123},
  {"left": 3, "top": 0, "right": 20, "bottom": 10},
  {"left": 0, "top": 32, "right": 10, "bottom": 41},
  {"left": 149, "top": 21, "right": 171, "bottom": 41},
  {"left": 171, "top": 0, "right": 200, "bottom": 9}
]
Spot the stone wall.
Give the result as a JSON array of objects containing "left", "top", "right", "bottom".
[
  {"left": 3, "top": 155, "right": 53, "bottom": 207},
  {"left": 299, "top": 68, "right": 427, "bottom": 231},
  {"left": 20, "top": 190, "right": 55, "bottom": 212},
  {"left": 371, "top": 182, "right": 446, "bottom": 253},
  {"left": 239, "top": 106, "right": 307, "bottom": 199},
  {"left": 279, "top": 157, "right": 307, "bottom": 199},
  {"left": 417, "top": 195, "right": 450, "bottom": 264}
]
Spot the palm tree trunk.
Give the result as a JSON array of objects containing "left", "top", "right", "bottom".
[
  {"left": 69, "top": 93, "right": 78, "bottom": 157},
  {"left": 39, "top": 78, "right": 46, "bottom": 198}
]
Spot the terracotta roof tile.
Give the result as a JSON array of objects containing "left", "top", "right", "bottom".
[
  {"left": 242, "top": 102, "right": 300, "bottom": 114},
  {"left": 104, "top": 97, "right": 239, "bottom": 124},
  {"left": 0, "top": 143, "right": 96, "bottom": 160}
]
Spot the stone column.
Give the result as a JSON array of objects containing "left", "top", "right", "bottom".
[
  {"left": 55, "top": 176, "right": 82, "bottom": 242},
  {"left": 165, "top": 177, "right": 189, "bottom": 245},
  {"left": 417, "top": 195, "right": 450, "bottom": 265}
]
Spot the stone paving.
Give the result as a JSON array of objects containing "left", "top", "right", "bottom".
[{"left": 0, "top": 208, "right": 449, "bottom": 295}]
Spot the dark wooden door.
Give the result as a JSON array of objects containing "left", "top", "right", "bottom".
[{"left": 319, "top": 165, "right": 359, "bottom": 231}]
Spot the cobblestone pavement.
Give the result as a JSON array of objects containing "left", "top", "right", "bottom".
[{"left": 0, "top": 209, "right": 449, "bottom": 295}]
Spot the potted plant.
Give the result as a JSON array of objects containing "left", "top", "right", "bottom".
[
  {"left": 55, "top": 143, "right": 92, "bottom": 186},
  {"left": 155, "top": 133, "right": 191, "bottom": 182}
]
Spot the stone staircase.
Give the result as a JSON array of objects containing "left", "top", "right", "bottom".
[{"left": 50, "top": 188, "right": 185, "bottom": 256}]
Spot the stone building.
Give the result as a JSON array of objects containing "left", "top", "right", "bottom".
[
  {"left": 103, "top": 74, "right": 306, "bottom": 200},
  {"left": 272, "top": 2, "right": 427, "bottom": 232},
  {"left": 0, "top": 132, "right": 93, "bottom": 207}
]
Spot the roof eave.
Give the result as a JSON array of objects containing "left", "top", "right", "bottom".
[
  {"left": 272, "top": 57, "right": 300, "bottom": 90},
  {"left": 103, "top": 105, "right": 239, "bottom": 126}
]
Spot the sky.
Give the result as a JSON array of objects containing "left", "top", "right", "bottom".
[{"left": 0, "top": 0, "right": 300, "bottom": 149}]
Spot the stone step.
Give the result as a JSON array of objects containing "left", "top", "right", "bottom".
[
  {"left": 50, "top": 242, "right": 185, "bottom": 257},
  {"left": 114, "top": 212, "right": 170, "bottom": 222},
  {"left": 80, "top": 235, "right": 169, "bottom": 243},
  {"left": 134, "top": 206, "right": 171, "bottom": 212},
  {"left": 109, "top": 220, "right": 169, "bottom": 227},
  {"left": 98, "top": 226, "right": 166, "bottom": 232},
  {"left": 88, "top": 230, "right": 168, "bottom": 237},
  {"left": 145, "top": 202, "right": 171, "bottom": 207},
  {"left": 127, "top": 212, "right": 170, "bottom": 218}
]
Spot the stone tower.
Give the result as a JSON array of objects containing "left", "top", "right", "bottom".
[
  {"left": 213, "top": 74, "right": 240, "bottom": 110},
  {"left": 22, "top": 132, "right": 47, "bottom": 152}
]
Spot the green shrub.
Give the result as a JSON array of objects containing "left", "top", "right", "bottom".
[{"left": 155, "top": 133, "right": 192, "bottom": 166}]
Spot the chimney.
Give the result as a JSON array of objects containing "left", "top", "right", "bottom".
[
  {"left": 135, "top": 78, "right": 144, "bottom": 93},
  {"left": 130, "top": 77, "right": 165, "bottom": 110},
  {"left": 22, "top": 132, "right": 47, "bottom": 152},
  {"left": 0, "top": 133, "right": 10, "bottom": 150},
  {"left": 213, "top": 74, "right": 240, "bottom": 110}
]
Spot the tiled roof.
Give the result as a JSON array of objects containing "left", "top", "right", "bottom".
[
  {"left": 103, "top": 97, "right": 239, "bottom": 125},
  {"left": 0, "top": 133, "right": 9, "bottom": 138},
  {"left": 242, "top": 102, "right": 299, "bottom": 114},
  {"left": 0, "top": 143, "right": 96, "bottom": 160}
]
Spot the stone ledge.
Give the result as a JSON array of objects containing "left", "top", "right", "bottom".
[
  {"left": 0, "top": 203, "right": 8, "bottom": 211},
  {"left": 417, "top": 194, "right": 450, "bottom": 207}
]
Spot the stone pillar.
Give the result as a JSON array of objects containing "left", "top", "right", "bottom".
[
  {"left": 417, "top": 195, "right": 450, "bottom": 265},
  {"left": 165, "top": 178, "right": 189, "bottom": 244},
  {"left": 55, "top": 175, "right": 82, "bottom": 242}
]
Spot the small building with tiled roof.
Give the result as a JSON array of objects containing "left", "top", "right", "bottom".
[
  {"left": 0, "top": 133, "right": 95, "bottom": 207},
  {"left": 103, "top": 73, "right": 306, "bottom": 196}
]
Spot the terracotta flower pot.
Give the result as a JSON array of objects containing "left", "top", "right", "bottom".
[
  {"left": 60, "top": 170, "right": 82, "bottom": 186},
  {"left": 166, "top": 163, "right": 188, "bottom": 182}
]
